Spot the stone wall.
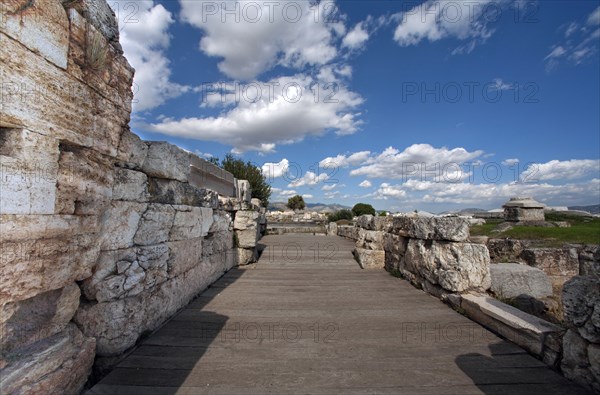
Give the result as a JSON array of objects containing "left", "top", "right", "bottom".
[
  {"left": 350, "top": 215, "right": 491, "bottom": 295},
  {"left": 0, "top": 1, "right": 263, "bottom": 393}
]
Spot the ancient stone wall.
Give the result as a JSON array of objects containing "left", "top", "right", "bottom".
[
  {"left": 0, "top": 1, "right": 263, "bottom": 393},
  {"left": 350, "top": 215, "right": 491, "bottom": 295}
]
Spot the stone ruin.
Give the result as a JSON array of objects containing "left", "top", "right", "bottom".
[
  {"left": 503, "top": 197, "right": 546, "bottom": 222},
  {"left": 333, "top": 215, "right": 600, "bottom": 392},
  {"left": 0, "top": 1, "right": 264, "bottom": 393}
]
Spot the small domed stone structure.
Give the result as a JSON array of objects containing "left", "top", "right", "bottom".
[{"left": 503, "top": 197, "right": 545, "bottom": 222}]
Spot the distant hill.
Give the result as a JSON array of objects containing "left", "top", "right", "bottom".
[
  {"left": 268, "top": 202, "right": 351, "bottom": 213},
  {"left": 568, "top": 205, "right": 600, "bottom": 214},
  {"left": 438, "top": 208, "right": 487, "bottom": 215}
]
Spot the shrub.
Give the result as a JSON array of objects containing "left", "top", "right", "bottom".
[
  {"left": 352, "top": 203, "right": 376, "bottom": 217},
  {"left": 287, "top": 195, "right": 305, "bottom": 210},
  {"left": 327, "top": 209, "right": 354, "bottom": 222}
]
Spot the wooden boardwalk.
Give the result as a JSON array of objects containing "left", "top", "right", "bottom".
[{"left": 88, "top": 234, "right": 590, "bottom": 394}]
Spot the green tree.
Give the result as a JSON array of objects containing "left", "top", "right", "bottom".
[
  {"left": 352, "top": 203, "right": 376, "bottom": 217},
  {"left": 221, "top": 154, "right": 272, "bottom": 207},
  {"left": 327, "top": 209, "right": 354, "bottom": 222},
  {"left": 379, "top": 211, "right": 388, "bottom": 216},
  {"left": 287, "top": 195, "right": 306, "bottom": 210}
]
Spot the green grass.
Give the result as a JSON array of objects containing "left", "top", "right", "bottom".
[{"left": 470, "top": 214, "right": 600, "bottom": 246}]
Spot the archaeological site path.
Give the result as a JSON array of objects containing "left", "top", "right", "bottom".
[{"left": 88, "top": 234, "right": 590, "bottom": 394}]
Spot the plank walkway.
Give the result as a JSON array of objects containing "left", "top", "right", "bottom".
[{"left": 88, "top": 234, "right": 591, "bottom": 394}]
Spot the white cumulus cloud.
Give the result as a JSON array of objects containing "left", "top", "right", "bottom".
[
  {"left": 520, "top": 159, "right": 600, "bottom": 182},
  {"left": 359, "top": 180, "right": 372, "bottom": 188},
  {"left": 111, "top": 1, "right": 188, "bottom": 111}
]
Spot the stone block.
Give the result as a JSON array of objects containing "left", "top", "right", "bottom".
[
  {"left": 0, "top": 0, "right": 69, "bottom": 69},
  {"left": 1, "top": 233, "right": 100, "bottom": 304},
  {"left": 134, "top": 204, "right": 176, "bottom": 246},
  {"left": 390, "top": 216, "right": 470, "bottom": 242},
  {"left": 147, "top": 178, "right": 219, "bottom": 208},
  {"left": 54, "top": 143, "right": 114, "bottom": 215},
  {"left": 490, "top": 263, "right": 553, "bottom": 300},
  {"left": 520, "top": 247, "right": 579, "bottom": 277},
  {"left": 112, "top": 168, "right": 148, "bottom": 202},
  {"left": 236, "top": 229, "right": 258, "bottom": 249},
  {"left": 233, "top": 210, "right": 259, "bottom": 231},
  {"left": 237, "top": 247, "right": 258, "bottom": 266},
  {"left": 0, "top": 324, "right": 95, "bottom": 395},
  {"left": 403, "top": 240, "right": 491, "bottom": 292},
  {"left": 170, "top": 206, "right": 213, "bottom": 241},
  {"left": 563, "top": 276, "right": 600, "bottom": 343},
  {"left": 100, "top": 201, "right": 147, "bottom": 250},
  {"left": 142, "top": 142, "right": 191, "bottom": 182},
  {"left": 0, "top": 284, "right": 80, "bottom": 352},
  {"left": 167, "top": 238, "right": 203, "bottom": 277},
  {"left": 0, "top": 129, "right": 59, "bottom": 215},
  {"left": 354, "top": 248, "right": 385, "bottom": 270},
  {"left": 116, "top": 130, "right": 148, "bottom": 169}
]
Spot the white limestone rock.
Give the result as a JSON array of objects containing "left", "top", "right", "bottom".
[
  {"left": 403, "top": 240, "right": 491, "bottom": 292},
  {"left": 134, "top": 204, "right": 176, "bottom": 246},
  {"left": 490, "top": 263, "right": 553, "bottom": 300},
  {"left": 112, "top": 168, "right": 148, "bottom": 202},
  {"left": 391, "top": 216, "right": 470, "bottom": 242},
  {"left": 142, "top": 142, "right": 191, "bottom": 182}
]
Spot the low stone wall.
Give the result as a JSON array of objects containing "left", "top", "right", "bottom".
[
  {"left": 350, "top": 215, "right": 490, "bottom": 295},
  {"left": 0, "top": 1, "right": 263, "bottom": 393}
]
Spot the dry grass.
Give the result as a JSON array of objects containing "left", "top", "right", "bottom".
[{"left": 86, "top": 31, "right": 108, "bottom": 72}]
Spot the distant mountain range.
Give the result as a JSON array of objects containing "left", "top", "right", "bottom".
[
  {"left": 569, "top": 205, "right": 600, "bottom": 214},
  {"left": 268, "top": 202, "right": 351, "bottom": 213}
]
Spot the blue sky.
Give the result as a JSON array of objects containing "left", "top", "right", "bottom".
[{"left": 111, "top": 0, "right": 600, "bottom": 212}]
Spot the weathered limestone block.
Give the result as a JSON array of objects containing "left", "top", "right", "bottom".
[
  {"left": 520, "top": 247, "right": 579, "bottom": 277},
  {"left": 1, "top": 233, "right": 100, "bottom": 304},
  {"left": 236, "top": 229, "right": 258, "bottom": 249},
  {"left": 148, "top": 178, "right": 219, "bottom": 208},
  {"left": 561, "top": 329, "right": 597, "bottom": 391},
  {"left": 81, "top": 244, "right": 169, "bottom": 301},
  {"left": 356, "top": 215, "right": 374, "bottom": 230},
  {"left": 489, "top": 263, "right": 553, "bottom": 300},
  {"left": 100, "top": 201, "right": 147, "bottom": 250},
  {"left": 337, "top": 225, "right": 359, "bottom": 241},
  {"left": 167, "top": 238, "right": 203, "bottom": 277},
  {"left": 356, "top": 229, "right": 385, "bottom": 250},
  {"left": 65, "top": 8, "right": 133, "bottom": 111},
  {"left": 0, "top": 283, "right": 80, "bottom": 353},
  {"left": 354, "top": 248, "right": 385, "bottom": 270},
  {"left": 218, "top": 196, "right": 243, "bottom": 211},
  {"left": 236, "top": 248, "right": 257, "bottom": 266},
  {"left": 203, "top": 230, "right": 234, "bottom": 257},
  {"left": 403, "top": 240, "right": 491, "bottom": 292},
  {"left": 75, "top": 256, "right": 228, "bottom": 356},
  {"left": 0, "top": 129, "right": 59, "bottom": 215},
  {"left": 382, "top": 233, "right": 408, "bottom": 255},
  {"left": 170, "top": 206, "right": 213, "bottom": 241},
  {"left": 209, "top": 211, "right": 233, "bottom": 233},
  {"left": 116, "top": 130, "right": 148, "bottom": 169},
  {"left": 251, "top": 198, "right": 262, "bottom": 208},
  {"left": 234, "top": 210, "right": 259, "bottom": 230},
  {"left": 0, "top": 214, "right": 100, "bottom": 243},
  {"left": 1, "top": 32, "right": 129, "bottom": 157},
  {"left": 134, "top": 204, "right": 176, "bottom": 246},
  {"left": 112, "top": 168, "right": 148, "bottom": 202},
  {"left": 79, "top": 0, "right": 121, "bottom": 48},
  {"left": 579, "top": 245, "right": 600, "bottom": 278},
  {"left": 487, "top": 238, "right": 525, "bottom": 262},
  {"left": 326, "top": 222, "right": 338, "bottom": 236},
  {"left": 0, "top": 0, "right": 70, "bottom": 69},
  {"left": 563, "top": 276, "right": 600, "bottom": 343},
  {"left": 390, "top": 216, "right": 470, "bottom": 242},
  {"left": 142, "top": 142, "right": 191, "bottom": 182},
  {"left": 0, "top": 324, "right": 95, "bottom": 395},
  {"left": 55, "top": 143, "right": 113, "bottom": 215}
]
